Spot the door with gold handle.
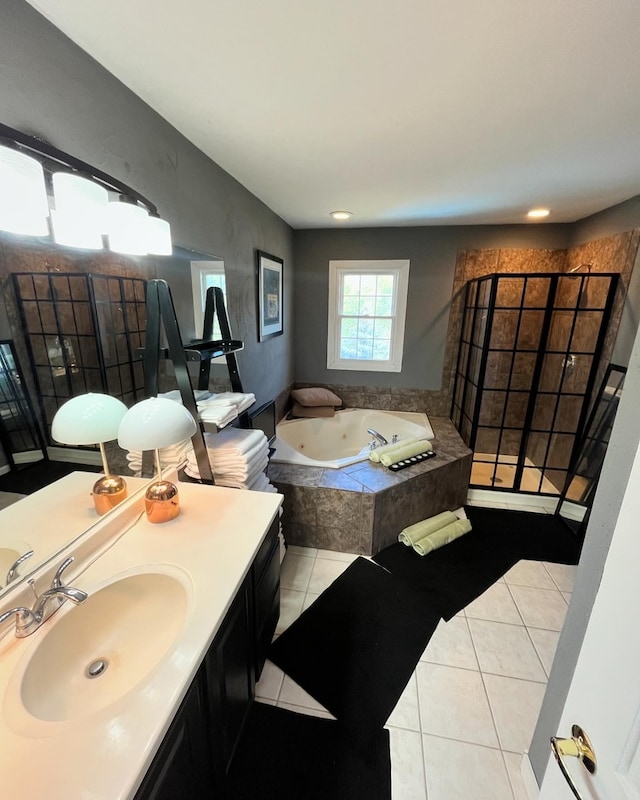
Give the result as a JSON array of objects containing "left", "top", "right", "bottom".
[{"left": 550, "top": 725, "right": 597, "bottom": 800}]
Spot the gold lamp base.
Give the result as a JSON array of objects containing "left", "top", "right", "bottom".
[
  {"left": 92, "top": 475, "right": 128, "bottom": 516},
  {"left": 145, "top": 480, "right": 180, "bottom": 524}
]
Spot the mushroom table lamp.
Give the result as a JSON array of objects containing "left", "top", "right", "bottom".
[
  {"left": 117, "top": 397, "right": 197, "bottom": 524},
  {"left": 51, "top": 393, "right": 129, "bottom": 515}
]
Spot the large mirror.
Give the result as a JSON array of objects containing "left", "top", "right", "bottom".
[
  {"left": 556, "top": 364, "right": 626, "bottom": 537},
  {"left": 0, "top": 236, "right": 225, "bottom": 599}
]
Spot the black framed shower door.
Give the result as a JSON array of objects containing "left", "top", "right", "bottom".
[{"left": 451, "top": 272, "right": 618, "bottom": 496}]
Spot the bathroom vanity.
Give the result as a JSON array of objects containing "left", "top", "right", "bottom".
[{"left": 0, "top": 472, "right": 282, "bottom": 799}]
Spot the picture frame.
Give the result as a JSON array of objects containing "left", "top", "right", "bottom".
[{"left": 256, "top": 250, "right": 284, "bottom": 341}]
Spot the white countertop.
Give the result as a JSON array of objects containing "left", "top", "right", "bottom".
[{"left": 0, "top": 473, "right": 282, "bottom": 800}]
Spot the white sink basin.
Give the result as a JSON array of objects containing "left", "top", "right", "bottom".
[
  {"left": 0, "top": 548, "right": 21, "bottom": 580},
  {"left": 17, "top": 571, "right": 189, "bottom": 723}
]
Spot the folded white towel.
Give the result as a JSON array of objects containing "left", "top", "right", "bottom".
[
  {"left": 197, "top": 404, "right": 238, "bottom": 427},
  {"left": 202, "top": 428, "right": 266, "bottom": 454},
  {"left": 210, "top": 392, "right": 256, "bottom": 412},
  {"left": 158, "top": 389, "right": 212, "bottom": 402}
]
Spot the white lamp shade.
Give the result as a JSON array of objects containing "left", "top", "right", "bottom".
[
  {"left": 146, "top": 215, "right": 172, "bottom": 255},
  {"left": 117, "top": 397, "right": 197, "bottom": 451},
  {"left": 0, "top": 145, "right": 49, "bottom": 236},
  {"left": 107, "top": 201, "right": 149, "bottom": 255},
  {"left": 51, "top": 209, "right": 104, "bottom": 250},
  {"left": 52, "top": 172, "right": 108, "bottom": 249},
  {"left": 51, "top": 393, "right": 128, "bottom": 445}
]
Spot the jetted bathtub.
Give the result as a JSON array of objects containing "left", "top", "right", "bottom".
[{"left": 272, "top": 408, "right": 434, "bottom": 469}]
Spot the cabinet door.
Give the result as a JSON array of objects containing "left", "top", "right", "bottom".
[
  {"left": 134, "top": 678, "right": 212, "bottom": 800},
  {"left": 253, "top": 535, "right": 280, "bottom": 678},
  {"left": 204, "top": 577, "right": 255, "bottom": 778}
]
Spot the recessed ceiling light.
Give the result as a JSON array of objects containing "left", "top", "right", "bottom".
[
  {"left": 527, "top": 208, "right": 550, "bottom": 219},
  {"left": 330, "top": 210, "right": 352, "bottom": 221}
]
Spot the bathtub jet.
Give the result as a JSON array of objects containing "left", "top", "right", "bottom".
[{"left": 272, "top": 408, "right": 434, "bottom": 469}]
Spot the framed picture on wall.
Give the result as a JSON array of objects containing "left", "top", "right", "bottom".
[{"left": 256, "top": 250, "right": 283, "bottom": 341}]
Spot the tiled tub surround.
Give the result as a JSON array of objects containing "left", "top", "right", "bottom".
[{"left": 268, "top": 417, "right": 472, "bottom": 556}]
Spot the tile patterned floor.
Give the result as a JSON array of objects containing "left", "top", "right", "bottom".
[{"left": 257, "top": 506, "right": 576, "bottom": 800}]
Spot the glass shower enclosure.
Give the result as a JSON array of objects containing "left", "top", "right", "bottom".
[{"left": 451, "top": 272, "right": 618, "bottom": 496}]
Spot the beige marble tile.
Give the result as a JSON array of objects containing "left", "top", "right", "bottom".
[
  {"left": 543, "top": 561, "right": 577, "bottom": 592},
  {"left": 416, "top": 663, "right": 499, "bottom": 748},
  {"left": 465, "top": 582, "right": 524, "bottom": 625},
  {"left": 503, "top": 560, "right": 557, "bottom": 590},
  {"left": 527, "top": 627, "right": 560, "bottom": 677},
  {"left": 386, "top": 674, "right": 420, "bottom": 731},
  {"left": 278, "top": 675, "right": 330, "bottom": 714},
  {"left": 276, "top": 588, "right": 305, "bottom": 634},
  {"left": 483, "top": 674, "right": 546, "bottom": 753},
  {"left": 420, "top": 616, "right": 479, "bottom": 670},
  {"left": 276, "top": 701, "right": 334, "bottom": 720},
  {"left": 509, "top": 585, "right": 568, "bottom": 631},
  {"left": 389, "top": 727, "right": 427, "bottom": 800},
  {"left": 422, "top": 734, "right": 514, "bottom": 800},
  {"left": 315, "top": 549, "right": 360, "bottom": 563},
  {"left": 468, "top": 619, "right": 547, "bottom": 682},
  {"left": 306, "top": 556, "right": 351, "bottom": 594},
  {"left": 255, "top": 660, "right": 285, "bottom": 701},
  {"left": 503, "top": 751, "right": 532, "bottom": 800},
  {"left": 286, "top": 544, "right": 317, "bottom": 558},
  {"left": 279, "top": 552, "right": 314, "bottom": 592},
  {"left": 302, "top": 591, "right": 321, "bottom": 611}
]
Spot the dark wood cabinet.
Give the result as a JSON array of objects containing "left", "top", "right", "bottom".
[{"left": 134, "top": 518, "right": 280, "bottom": 800}]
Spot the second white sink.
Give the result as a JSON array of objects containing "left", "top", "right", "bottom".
[{"left": 17, "top": 571, "right": 189, "bottom": 723}]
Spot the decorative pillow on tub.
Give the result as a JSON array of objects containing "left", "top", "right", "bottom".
[
  {"left": 290, "top": 402, "right": 336, "bottom": 418},
  {"left": 291, "top": 387, "right": 342, "bottom": 407}
]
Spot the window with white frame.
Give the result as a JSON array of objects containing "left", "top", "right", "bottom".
[
  {"left": 327, "top": 259, "right": 410, "bottom": 372},
  {"left": 191, "top": 259, "right": 226, "bottom": 341}
]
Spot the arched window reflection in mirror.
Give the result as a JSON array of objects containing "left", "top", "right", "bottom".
[{"left": 556, "top": 364, "right": 626, "bottom": 538}]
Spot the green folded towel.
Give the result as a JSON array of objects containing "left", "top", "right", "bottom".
[
  {"left": 398, "top": 511, "right": 459, "bottom": 546},
  {"left": 413, "top": 518, "right": 472, "bottom": 556},
  {"left": 379, "top": 439, "right": 433, "bottom": 466},
  {"left": 368, "top": 437, "right": 423, "bottom": 463}
]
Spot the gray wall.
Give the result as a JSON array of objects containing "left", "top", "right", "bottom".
[
  {"left": 0, "top": 0, "right": 294, "bottom": 411},
  {"left": 293, "top": 225, "right": 571, "bottom": 389}
]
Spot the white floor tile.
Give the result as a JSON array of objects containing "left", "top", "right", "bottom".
[
  {"left": 386, "top": 674, "right": 421, "bottom": 731},
  {"left": 389, "top": 727, "right": 427, "bottom": 800},
  {"left": 422, "top": 734, "right": 514, "bottom": 800},
  {"left": 562, "top": 591, "right": 572, "bottom": 605},
  {"left": 285, "top": 544, "right": 317, "bottom": 558},
  {"left": 278, "top": 675, "right": 330, "bottom": 713},
  {"left": 543, "top": 562, "right": 577, "bottom": 592},
  {"left": 416, "top": 662, "right": 499, "bottom": 748},
  {"left": 276, "top": 588, "right": 306, "bottom": 634},
  {"left": 468, "top": 619, "right": 547, "bottom": 682},
  {"left": 302, "top": 592, "right": 321, "bottom": 611},
  {"left": 483, "top": 674, "right": 546, "bottom": 753},
  {"left": 279, "top": 553, "right": 314, "bottom": 592},
  {"left": 465, "top": 583, "right": 524, "bottom": 625},
  {"left": 508, "top": 585, "right": 568, "bottom": 631},
  {"left": 307, "top": 557, "right": 351, "bottom": 594},
  {"left": 420, "top": 616, "right": 479, "bottom": 671},
  {"left": 503, "top": 751, "right": 532, "bottom": 800},
  {"left": 315, "top": 549, "right": 360, "bottom": 562},
  {"left": 527, "top": 627, "right": 560, "bottom": 677},
  {"left": 503, "top": 561, "right": 557, "bottom": 590},
  {"left": 255, "top": 660, "right": 284, "bottom": 701},
  {"left": 276, "top": 701, "right": 335, "bottom": 719}
]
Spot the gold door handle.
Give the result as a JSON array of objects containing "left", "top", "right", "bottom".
[{"left": 550, "top": 724, "right": 597, "bottom": 800}]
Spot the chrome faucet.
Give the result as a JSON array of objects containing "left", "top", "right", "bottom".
[
  {"left": 367, "top": 428, "right": 389, "bottom": 446},
  {"left": 0, "top": 556, "right": 87, "bottom": 638},
  {"left": 4, "top": 549, "right": 34, "bottom": 587}
]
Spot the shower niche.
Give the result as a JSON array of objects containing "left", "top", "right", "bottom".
[{"left": 451, "top": 272, "right": 618, "bottom": 496}]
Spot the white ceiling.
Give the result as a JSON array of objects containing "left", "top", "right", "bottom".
[{"left": 26, "top": 0, "right": 640, "bottom": 229}]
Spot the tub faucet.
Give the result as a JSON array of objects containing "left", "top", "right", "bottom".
[
  {"left": 0, "top": 556, "right": 87, "bottom": 639},
  {"left": 367, "top": 428, "right": 388, "bottom": 446}
]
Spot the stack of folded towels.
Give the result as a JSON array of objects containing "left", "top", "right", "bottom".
[
  {"left": 126, "top": 437, "right": 193, "bottom": 476},
  {"left": 184, "top": 428, "right": 271, "bottom": 490},
  {"left": 398, "top": 510, "right": 472, "bottom": 556},
  {"left": 157, "top": 390, "right": 256, "bottom": 428},
  {"left": 369, "top": 437, "right": 433, "bottom": 466}
]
